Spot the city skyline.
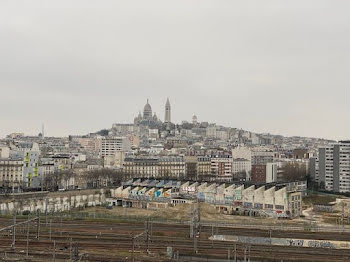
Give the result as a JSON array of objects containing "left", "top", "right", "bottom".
[
  {"left": 1, "top": 2, "right": 350, "bottom": 260},
  {"left": 0, "top": 96, "right": 343, "bottom": 141},
  {"left": 1, "top": 1, "right": 350, "bottom": 140}
]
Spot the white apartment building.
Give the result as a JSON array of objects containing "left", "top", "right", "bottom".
[
  {"left": 99, "top": 137, "right": 131, "bottom": 157},
  {"left": 10, "top": 143, "right": 40, "bottom": 188},
  {"left": 266, "top": 163, "right": 278, "bottom": 183},
  {"left": 232, "top": 158, "right": 251, "bottom": 174},
  {"left": 318, "top": 142, "right": 350, "bottom": 193},
  {"left": 251, "top": 149, "right": 274, "bottom": 165},
  {"left": 232, "top": 146, "right": 252, "bottom": 160},
  {"left": 232, "top": 146, "right": 275, "bottom": 165}
]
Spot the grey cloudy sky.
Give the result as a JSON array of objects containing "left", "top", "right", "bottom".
[{"left": 1, "top": 0, "right": 349, "bottom": 140}]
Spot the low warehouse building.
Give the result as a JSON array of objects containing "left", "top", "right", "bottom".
[{"left": 109, "top": 178, "right": 304, "bottom": 218}]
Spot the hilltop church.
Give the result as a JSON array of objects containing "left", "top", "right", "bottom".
[{"left": 134, "top": 99, "right": 172, "bottom": 128}]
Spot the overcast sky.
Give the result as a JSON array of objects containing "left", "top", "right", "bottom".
[{"left": 1, "top": 0, "right": 349, "bottom": 140}]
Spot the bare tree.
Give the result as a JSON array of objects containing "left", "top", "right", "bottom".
[
  {"left": 86, "top": 169, "right": 127, "bottom": 188},
  {"left": 60, "top": 170, "right": 74, "bottom": 190},
  {"left": 43, "top": 170, "right": 74, "bottom": 191},
  {"left": 281, "top": 162, "right": 307, "bottom": 182}
]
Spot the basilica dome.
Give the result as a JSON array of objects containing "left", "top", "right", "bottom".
[{"left": 143, "top": 99, "right": 152, "bottom": 119}]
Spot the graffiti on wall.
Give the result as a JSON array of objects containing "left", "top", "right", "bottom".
[{"left": 210, "top": 235, "right": 350, "bottom": 250}]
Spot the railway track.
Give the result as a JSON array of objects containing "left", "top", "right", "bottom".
[
  {"left": 35, "top": 220, "right": 350, "bottom": 241},
  {"left": 1, "top": 217, "right": 350, "bottom": 261},
  {"left": 1, "top": 237, "right": 349, "bottom": 262}
]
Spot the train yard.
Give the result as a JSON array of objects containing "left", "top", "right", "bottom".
[{"left": 1, "top": 214, "right": 350, "bottom": 261}]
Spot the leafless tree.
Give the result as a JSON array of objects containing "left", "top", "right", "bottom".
[
  {"left": 86, "top": 169, "right": 127, "bottom": 188},
  {"left": 281, "top": 162, "right": 307, "bottom": 182},
  {"left": 43, "top": 170, "right": 74, "bottom": 191}
]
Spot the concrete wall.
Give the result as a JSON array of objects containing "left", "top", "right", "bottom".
[
  {"left": 275, "top": 187, "right": 287, "bottom": 210},
  {"left": 0, "top": 189, "right": 106, "bottom": 215},
  {"left": 242, "top": 185, "right": 255, "bottom": 204},
  {"left": 254, "top": 186, "right": 265, "bottom": 208},
  {"left": 211, "top": 235, "right": 350, "bottom": 250},
  {"left": 111, "top": 186, "right": 123, "bottom": 198},
  {"left": 264, "top": 186, "right": 275, "bottom": 208}
]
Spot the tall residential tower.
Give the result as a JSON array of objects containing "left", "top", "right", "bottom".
[{"left": 317, "top": 141, "right": 350, "bottom": 193}]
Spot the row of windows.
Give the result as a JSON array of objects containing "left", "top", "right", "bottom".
[
  {"left": 0, "top": 176, "right": 22, "bottom": 180},
  {"left": 0, "top": 172, "right": 22, "bottom": 175},
  {"left": 291, "top": 195, "right": 301, "bottom": 200},
  {"left": 0, "top": 168, "right": 22, "bottom": 171}
]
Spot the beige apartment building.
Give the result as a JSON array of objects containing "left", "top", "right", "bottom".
[
  {"left": 184, "top": 156, "right": 211, "bottom": 179},
  {"left": 158, "top": 156, "right": 185, "bottom": 178},
  {"left": 0, "top": 159, "right": 24, "bottom": 188},
  {"left": 124, "top": 156, "right": 185, "bottom": 178},
  {"left": 123, "top": 157, "right": 159, "bottom": 177}
]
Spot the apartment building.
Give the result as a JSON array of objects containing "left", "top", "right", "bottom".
[
  {"left": 251, "top": 150, "right": 274, "bottom": 165},
  {"left": 232, "top": 158, "right": 251, "bottom": 175},
  {"left": 184, "top": 156, "right": 211, "bottom": 179},
  {"left": 0, "top": 158, "right": 24, "bottom": 188},
  {"left": 124, "top": 157, "right": 159, "bottom": 177},
  {"left": 197, "top": 156, "right": 211, "bottom": 177},
  {"left": 10, "top": 144, "right": 40, "bottom": 187},
  {"left": 251, "top": 163, "right": 277, "bottom": 184},
  {"left": 124, "top": 156, "right": 186, "bottom": 178},
  {"left": 78, "top": 137, "right": 101, "bottom": 153},
  {"left": 99, "top": 137, "right": 131, "bottom": 157},
  {"left": 309, "top": 156, "right": 319, "bottom": 183},
  {"left": 318, "top": 141, "right": 350, "bottom": 193},
  {"left": 158, "top": 156, "right": 185, "bottom": 178},
  {"left": 211, "top": 155, "right": 233, "bottom": 181}
]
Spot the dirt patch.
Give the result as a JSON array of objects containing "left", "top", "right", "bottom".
[
  {"left": 78, "top": 203, "right": 305, "bottom": 226},
  {"left": 303, "top": 194, "right": 338, "bottom": 207}
]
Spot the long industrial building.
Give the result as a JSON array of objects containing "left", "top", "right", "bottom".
[{"left": 109, "top": 179, "right": 304, "bottom": 218}]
